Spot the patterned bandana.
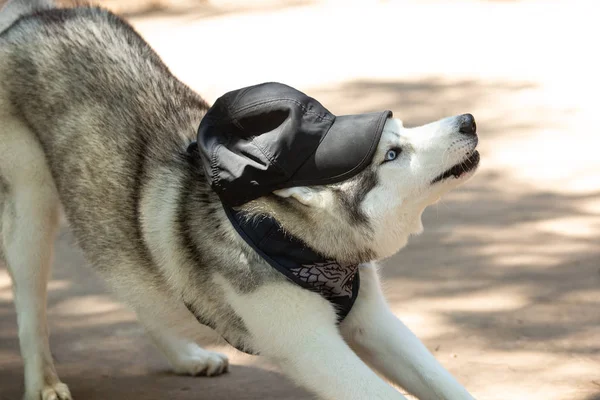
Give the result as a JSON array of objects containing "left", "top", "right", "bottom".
[{"left": 223, "top": 205, "right": 360, "bottom": 321}]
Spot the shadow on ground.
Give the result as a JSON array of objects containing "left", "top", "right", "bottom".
[
  {"left": 0, "top": 364, "right": 310, "bottom": 400},
  {"left": 385, "top": 171, "right": 600, "bottom": 354},
  {"left": 0, "top": 74, "right": 598, "bottom": 399}
]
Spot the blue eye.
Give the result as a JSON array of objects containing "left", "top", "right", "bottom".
[{"left": 384, "top": 148, "right": 400, "bottom": 162}]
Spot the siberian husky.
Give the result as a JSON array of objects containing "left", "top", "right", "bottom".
[{"left": 0, "top": 0, "right": 480, "bottom": 399}]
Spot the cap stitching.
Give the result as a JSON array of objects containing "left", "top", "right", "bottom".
[
  {"left": 228, "top": 88, "right": 254, "bottom": 131},
  {"left": 231, "top": 98, "right": 334, "bottom": 121},
  {"left": 251, "top": 138, "right": 289, "bottom": 176},
  {"left": 210, "top": 144, "right": 222, "bottom": 189},
  {"left": 240, "top": 99, "right": 332, "bottom": 176},
  {"left": 211, "top": 134, "right": 233, "bottom": 190},
  {"left": 229, "top": 86, "right": 253, "bottom": 110},
  {"left": 289, "top": 115, "right": 336, "bottom": 178}
]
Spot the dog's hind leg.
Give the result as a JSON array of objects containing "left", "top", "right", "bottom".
[
  {"left": 341, "top": 264, "right": 475, "bottom": 400},
  {"left": 105, "top": 274, "right": 229, "bottom": 377},
  {"left": 0, "top": 117, "right": 72, "bottom": 400}
]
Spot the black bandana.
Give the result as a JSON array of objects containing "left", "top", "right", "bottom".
[{"left": 223, "top": 205, "right": 360, "bottom": 321}]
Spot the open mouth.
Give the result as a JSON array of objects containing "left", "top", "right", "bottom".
[{"left": 431, "top": 151, "right": 480, "bottom": 184}]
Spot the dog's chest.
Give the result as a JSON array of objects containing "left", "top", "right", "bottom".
[{"left": 224, "top": 206, "right": 361, "bottom": 323}]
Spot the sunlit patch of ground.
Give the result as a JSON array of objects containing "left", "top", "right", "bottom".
[{"left": 0, "top": 0, "right": 598, "bottom": 399}]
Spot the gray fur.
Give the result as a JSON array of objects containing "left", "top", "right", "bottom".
[
  {"left": 333, "top": 168, "right": 379, "bottom": 226},
  {"left": 0, "top": 175, "right": 6, "bottom": 262},
  {"left": 0, "top": 4, "right": 377, "bottom": 354},
  {"left": 0, "top": 3, "right": 483, "bottom": 399}
]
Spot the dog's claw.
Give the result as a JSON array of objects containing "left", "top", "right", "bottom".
[
  {"left": 25, "top": 382, "right": 73, "bottom": 400},
  {"left": 172, "top": 349, "right": 229, "bottom": 377}
]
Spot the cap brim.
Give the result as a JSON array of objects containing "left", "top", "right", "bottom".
[{"left": 289, "top": 110, "right": 392, "bottom": 186}]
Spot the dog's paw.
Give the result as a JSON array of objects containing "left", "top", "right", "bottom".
[
  {"left": 172, "top": 348, "right": 229, "bottom": 377},
  {"left": 24, "top": 382, "right": 72, "bottom": 400}
]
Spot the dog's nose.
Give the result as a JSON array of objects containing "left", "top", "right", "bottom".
[{"left": 458, "top": 114, "right": 476, "bottom": 135}]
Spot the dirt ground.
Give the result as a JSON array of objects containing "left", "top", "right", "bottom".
[{"left": 1, "top": 0, "right": 599, "bottom": 399}]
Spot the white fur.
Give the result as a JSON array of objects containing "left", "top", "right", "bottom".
[
  {"left": 364, "top": 117, "right": 478, "bottom": 259},
  {"left": 0, "top": 116, "right": 71, "bottom": 400},
  {"left": 341, "top": 264, "right": 475, "bottom": 400},
  {"left": 273, "top": 186, "right": 322, "bottom": 207},
  {"left": 212, "top": 264, "right": 476, "bottom": 400},
  {"left": 214, "top": 274, "right": 409, "bottom": 400}
]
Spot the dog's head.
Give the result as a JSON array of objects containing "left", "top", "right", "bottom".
[{"left": 242, "top": 114, "right": 479, "bottom": 263}]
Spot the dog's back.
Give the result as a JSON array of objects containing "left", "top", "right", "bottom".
[
  {"left": 0, "top": 5, "right": 221, "bottom": 397},
  {"left": 1, "top": 3, "right": 210, "bottom": 264}
]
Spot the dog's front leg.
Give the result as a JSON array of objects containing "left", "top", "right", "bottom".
[
  {"left": 215, "top": 276, "right": 408, "bottom": 400},
  {"left": 340, "top": 264, "right": 475, "bottom": 400}
]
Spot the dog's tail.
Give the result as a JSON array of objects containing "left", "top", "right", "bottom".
[{"left": 0, "top": 0, "right": 55, "bottom": 34}]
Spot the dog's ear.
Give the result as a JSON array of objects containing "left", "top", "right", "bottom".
[{"left": 273, "top": 187, "right": 320, "bottom": 207}]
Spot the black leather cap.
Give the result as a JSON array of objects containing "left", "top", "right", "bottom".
[{"left": 197, "top": 82, "right": 392, "bottom": 207}]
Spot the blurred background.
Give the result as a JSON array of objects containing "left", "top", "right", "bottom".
[{"left": 0, "top": 0, "right": 598, "bottom": 399}]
